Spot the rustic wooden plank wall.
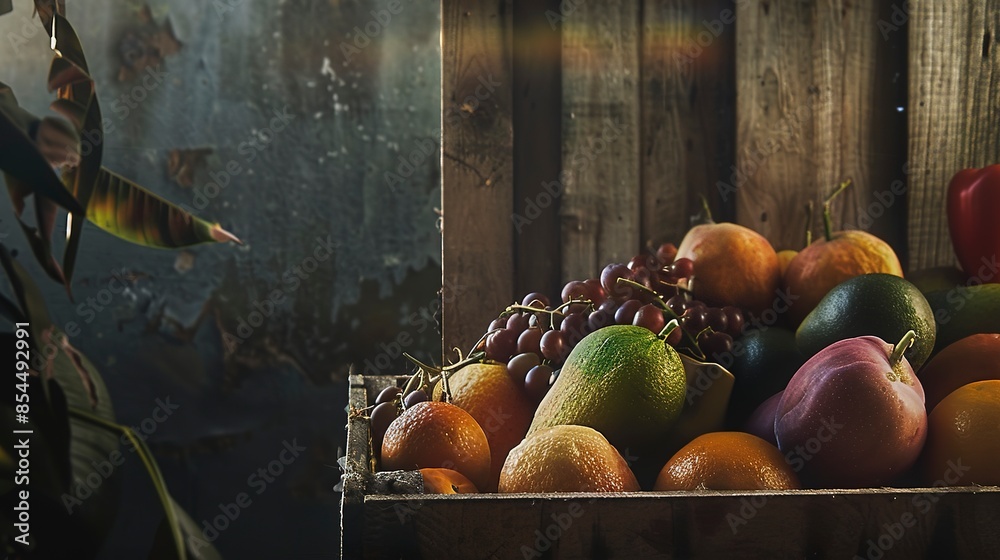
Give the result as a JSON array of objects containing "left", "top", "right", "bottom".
[
  {"left": 559, "top": 0, "right": 642, "bottom": 282},
  {"left": 734, "top": 0, "right": 909, "bottom": 255},
  {"left": 641, "top": 0, "right": 737, "bottom": 247},
  {"left": 441, "top": 0, "right": 514, "bottom": 355},
  {"left": 512, "top": 0, "right": 564, "bottom": 301},
  {"left": 907, "top": 0, "right": 1000, "bottom": 271}
]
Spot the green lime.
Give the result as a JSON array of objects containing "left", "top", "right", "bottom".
[{"left": 527, "top": 325, "right": 686, "bottom": 450}]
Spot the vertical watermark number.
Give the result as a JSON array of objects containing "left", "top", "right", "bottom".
[{"left": 13, "top": 322, "right": 32, "bottom": 547}]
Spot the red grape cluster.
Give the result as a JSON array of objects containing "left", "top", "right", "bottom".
[
  {"left": 368, "top": 385, "right": 429, "bottom": 463},
  {"left": 476, "top": 244, "right": 749, "bottom": 391}
]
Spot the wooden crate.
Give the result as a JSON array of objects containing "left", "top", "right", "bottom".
[
  {"left": 440, "top": 0, "right": 1000, "bottom": 354},
  {"left": 341, "top": 375, "right": 1000, "bottom": 559},
  {"left": 341, "top": 0, "right": 1000, "bottom": 557}
]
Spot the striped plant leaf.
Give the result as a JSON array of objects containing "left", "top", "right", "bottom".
[
  {"left": 87, "top": 167, "right": 241, "bottom": 248},
  {"left": 0, "top": 95, "right": 86, "bottom": 215}
]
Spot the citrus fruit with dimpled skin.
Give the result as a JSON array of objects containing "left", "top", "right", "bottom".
[
  {"left": 675, "top": 222, "right": 781, "bottom": 314},
  {"left": 432, "top": 362, "right": 535, "bottom": 491},
  {"left": 917, "top": 333, "right": 1000, "bottom": 412},
  {"left": 381, "top": 401, "right": 491, "bottom": 492},
  {"left": 527, "top": 325, "right": 686, "bottom": 451},
  {"left": 498, "top": 425, "right": 640, "bottom": 493},
  {"left": 923, "top": 380, "right": 1000, "bottom": 486},
  {"left": 419, "top": 468, "right": 478, "bottom": 494},
  {"left": 783, "top": 230, "right": 903, "bottom": 326},
  {"left": 654, "top": 431, "right": 799, "bottom": 490}
]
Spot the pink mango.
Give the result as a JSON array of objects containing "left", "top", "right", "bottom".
[{"left": 775, "top": 333, "right": 926, "bottom": 488}]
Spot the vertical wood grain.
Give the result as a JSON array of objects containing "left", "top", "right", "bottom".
[
  {"left": 735, "top": 0, "right": 906, "bottom": 253},
  {"left": 512, "top": 0, "right": 563, "bottom": 301},
  {"left": 441, "top": 0, "right": 514, "bottom": 355},
  {"left": 560, "top": 0, "right": 641, "bottom": 282},
  {"left": 908, "top": 0, "right": 1000, "bottom": 270},
  {"left": 640, "top": 0, "right": 737, "bottom": 248}
]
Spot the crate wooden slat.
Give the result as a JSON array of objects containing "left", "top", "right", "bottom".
[
  {"left": 907, "top": 0, "right": 1000, "bottom": 271},
  {"left": 342, "top": 374, "right": 1000, "bottom": 559}
]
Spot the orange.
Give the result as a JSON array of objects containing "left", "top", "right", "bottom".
[
  {"left": 654, "top": 432, "right": 800, "bottom": 490},
  {"left": 917, "top": 333, "right": 1000, "bottom": 412},
  {"left": 498, "top": 425, "right": 640, "bottom": 493},
  {"left": 923, "top": 380, "right": 1000, "bottom": 486},
  {"left": 432, "top": 363, "right": 535, "bottom": 491},
  {"left": 783, "top": 231, "right": 903, "bottom": 326},
  {"left": 381, "top": 401, "right": 492, "bottom": 492},
  {"left": 420, "top": 468, "right": 478, "bottom": 494},
  {"left": 675, "top": 222, "right": 781, "bottom": 314}
]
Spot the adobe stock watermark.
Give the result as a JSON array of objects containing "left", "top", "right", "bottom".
[
  {"left": 61, "top": 396, "right": 181, "bottom": 514},
  {"left": 932, "top": 254, "right": 999, "bottom": 326},
  {"left": 187, "top": 439, "right": 307, "bottom": 551},
  {"left": 839, "top": 142, "right": 949, "bottom": 232},
  {"left": 339, "top": 0, "right": 412, "bottom": 65},
  {"left": 363, "top": 278, "right": 467, "bottom": 374},
  {"left": 5, "top": 13, "right": 43, "bottom": 53},
  {"left": 716, "top": 90, "right": 833, "bottom": 202},
  {"left": 383, "top": 136, "right": 436, "bottom": 193},
  {"left": 853, "top": 458, "right": 970, "bottom": 560},
  {"left": 726, "top": 417, "right": 843, "bottom": 534},
  {"left": 191, "top": 106, "right": 295, "bottom": 210},
  {"left": 544, "top": 0, "right": 586, "bottom": 29},
  {"left": 877, "top": 2, "right": 912, "bottom": 41},
  {"left": 511, "top": 118, "right": 625, "bottom": 233},
  {"left": 521, "top": 499, "right": 596, "bottom": 559},
  {"left": 443, "top": 73, "right": 501, "bottom": 128},
  {"left": 223, "top": 235, "right": 338, "bottom": 350},
  {"left": 74, "top": 268, "right": 140, "bottom": 324},
  {"left": 686, "top": 287, "right": 799, "bottom": 405}
]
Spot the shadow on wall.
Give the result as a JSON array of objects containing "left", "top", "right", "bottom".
[{"left": 0, "top": 0, "right": 441, "bottom": 557}]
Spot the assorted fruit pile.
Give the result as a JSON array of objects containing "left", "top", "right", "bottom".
[{"left": 364, "top": 175, "right": 1000, "bottom": 495}]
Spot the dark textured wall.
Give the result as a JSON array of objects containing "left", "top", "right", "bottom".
[{"left": 1, "top": 1, "right": 440, "bottom": 557}]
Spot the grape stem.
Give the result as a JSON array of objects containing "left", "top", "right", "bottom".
[
  {"left": 822, "top": 178, "right": 852, "bottom": 241},
  {"left": 402, "top": 351, "right": 485, "bottom": 404},
  {"left": 658, "top": 319, "right": 680, "bottom": 339},
  {"left": 616, "top": 277, "right": 706, "bottom": 360},
  {"left": 503, "top": 300, "right": 594, "bottom": 331}
]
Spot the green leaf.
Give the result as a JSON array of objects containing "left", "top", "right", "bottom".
[
  {"left": 49, "top": 14, "right": 89, "bottom": 76},
  {"left": 70, "top": 409, "right": 227, "bottom": 560},
  {"left": 0, "top": 290, "right": 25, "bottom": 323},
  {"left": 5, "top": 176, "right": 69, "bottom": 288},
  {"left": 0, "top": 97, "right": 86, "bottom": 215},
  {"left": 47, "top": 55, "right": 92, "bottom": 94},
  {"left": 0, "top": 245, "right": 121, "bottom": 545},
  {"left": 49, "top": 97, "right": 87, "bottom": 129},
  {"left": 149, "top": 499, "right": 224, "bottom": 560},
  {"left": 33, "top": 0, "right": 66, "bottom": 33},
  {"left": 87, "top": 167, "right": 241, "bottom": 248},
  {"left": 62, "top": 95, "right": 103, "bottom": 283}
]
